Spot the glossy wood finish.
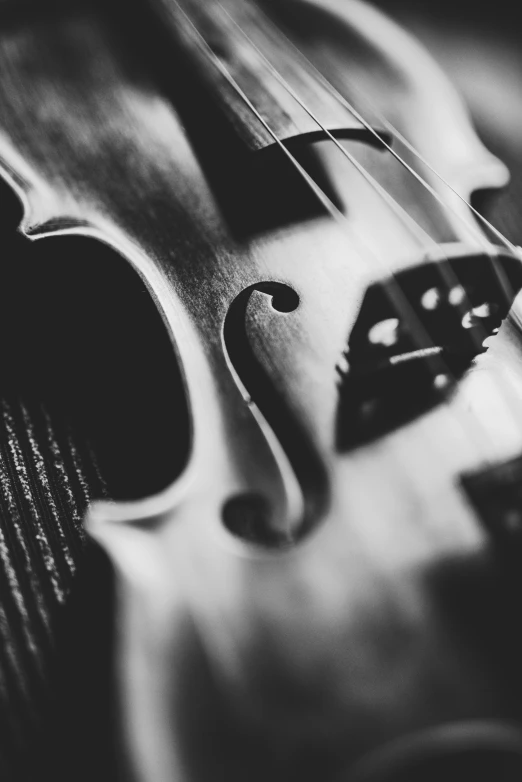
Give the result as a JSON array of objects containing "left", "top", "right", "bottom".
[{"left": 1, "top": 0, "right": 522, "bottom": 779}]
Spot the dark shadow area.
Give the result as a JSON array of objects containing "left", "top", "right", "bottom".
[
  {"left": 106, "top": 0, "right": 345, "bottom": 239},
  {"left": 171, "top": 121, "right": 343, "bottom": 239},
  {"left": 172, "top": 611, "right": 347, "bottom": 782},
  {"left": 351, "top": 742, "right": 522, "bottom": 782},
  {"left": 375, "top": 0, "right": 522, "bottom": 39},
  {"left": 359, "top": 548, "right": 522, "bottom": 782},
  {"left": 44, "top": 542, "right": 120, "bottom": 782},
  {"left": 0, "top": 213, "right": 189, "bottom": 501},
  {"left": 424, "top": 548, "right": 522, "bottom": 718}
]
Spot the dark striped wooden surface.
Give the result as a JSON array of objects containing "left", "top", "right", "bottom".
[{"left": 0, "top": 396, "right": 109, "bottom": 779}]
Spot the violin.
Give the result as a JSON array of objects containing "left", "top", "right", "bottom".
[{"left": 1, "top": 0, "right": 522, "bottom": 779}]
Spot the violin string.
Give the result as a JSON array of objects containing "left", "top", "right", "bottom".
[
  {"left": 320, "top": 70, "right": 520, "bottom": 256},
  {"left": 334, "top": 86, "right": 522, "bottom": 344},
  {"left": 241, "top": 0, "right": 522, "bottom": 342},
  {"left": 179, "top": 0, "right": 516, "bottom": 459},
  {"left": 369, "top": 111, "right": 518, "bottom": 255},
  {"left": 247, "top": 0, "right": 518, "bottom": 305},
  {"left": 172, "top": 0, "right": 514, "bottom": 461},
  {"left": 242, "top": 0, "right": 522, "bottom": 442},
  {"left": 210, "top": 0, "right": 522, "bottom": 448},
  {"left": 215, "top": 3, "right": 506, "bottom": 365}
]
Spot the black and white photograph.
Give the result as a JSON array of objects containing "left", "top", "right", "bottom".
[{"left": 0, "top": 0, "right": 522, "bottom": 779}]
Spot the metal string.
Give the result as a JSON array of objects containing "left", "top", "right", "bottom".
[
  {"left": 211, "top": 0, "right": 522, "bottom": 450},
  {"left": 172, "top": 0, "right": 521, "bottom": 461},
  {"left": 248, "top": 0, "right": 519, "bottom": 300},
  {"left": 316, "top": 63, "right": 520, "bottom": 256}
]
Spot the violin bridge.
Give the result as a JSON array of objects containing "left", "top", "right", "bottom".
[{"left": 337, "top": 251, "right": 522, "bottom": 449}]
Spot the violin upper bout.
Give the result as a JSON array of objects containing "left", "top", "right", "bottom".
[{"left": 264, "top": 0, "right": 509, "bottom": 199}]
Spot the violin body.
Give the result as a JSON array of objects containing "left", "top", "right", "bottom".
[{"left": 1, "top": 0, "right": 522, "bottom": 779}]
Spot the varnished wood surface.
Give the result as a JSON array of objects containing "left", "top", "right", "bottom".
[
  {"left": 0, "top": 1, "right": 522, "bottom": 779},
  {"left": 0, "top": 396, "right": 104, "bottom": 779}
]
